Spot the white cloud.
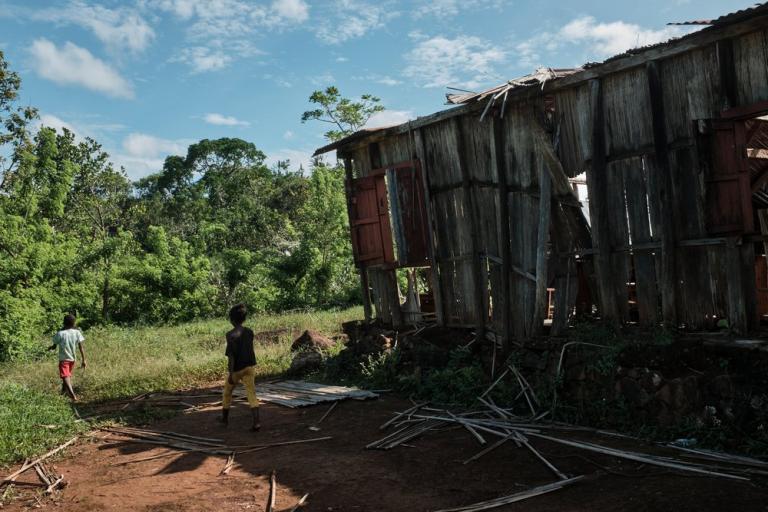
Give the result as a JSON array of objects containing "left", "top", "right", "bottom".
[
  {"left": 116, "top": 133, "right": 190, "bottom": 179},
  {"left": 33, "top": 1, "right": 154, "bottom": 55},
  {"left": 266, "top": 148, "right": 314, "bottom": 173},
  {"left": 365, "top": 109, "right": 413, "bottom": 128},
  {"left": 173, "top": 46, "right": 231, "bottom": 73},
  {"left": 336, "top": 56, "right": 349, "bottom": 62},
  {"left": 515, "top": 16, "right": 692, "bottom": 68},
  {"left": 354, "top": 74, "right": 402, "bottom": 86},
  {"left": 263, "top": 73, "right": 294, "bottom": 88},
  {"left": 414, "top": 0, "right": 502, "bottom": 18},
  {"left": 404, "top": 35, "right": 505, "bottom": 89},
  {"left": 29, "top": 39, "right": 134, "bottom": 99},
  {"left": 283, "top": 130, "right": 294, "bottom": 140},
  {"left": 123, "top": 133, "right": 186, "bottom": 159},
  {"left": 36, "top": 114, "right": 79, "bottom": 137},
  {"left": 315, "top": 0, "right": 399, "bottom": 44},
  {"left": 203, "top": 113, "right": 250, "bottom": 126},
  {"left": 271, "top": 0, "right": 309, "bottom": 23},
  {"left": 559, "top": 16, "right": 686, "bottom": 56},
  {"left": 153, "top": 0, "right": 307, "bottom": 72},
  {"left": 310, "top": 72, "right": 336, "bottom": 86}
]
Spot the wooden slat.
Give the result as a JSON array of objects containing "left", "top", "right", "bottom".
[
  {"left": 531, "top": 156, "right": 551, "bottom": 335},
  {"left": 492, "top": 116, "right": 513, "bottom": 350},
  {"left": 454, "top": 117, "right": 486, "bottom": 337},
  {"left": 585, "top": 78, "right": 620, "bottom": 324},
  {"left": 621, "top": 157, "right": 660, "bottom": 325},
  {"left": 646, "top": 61, "right": 679, "bottom": 327},
  {"left": 414, "top": 128, "right": 445, "bottom": 325}
]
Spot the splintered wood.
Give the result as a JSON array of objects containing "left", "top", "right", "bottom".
[{"left": 370, "top": 383, "right": 765, "bottom": 512}]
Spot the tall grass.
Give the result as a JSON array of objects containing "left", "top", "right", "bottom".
[{"left": 0, "top": 307, "right": 361, "bottom": 467}]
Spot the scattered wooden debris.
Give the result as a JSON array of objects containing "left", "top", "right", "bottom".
[
  {"left": 248, "top": 380, "right": 378, "bottom": 408},
  {"left": 114, "top": 380, "right": 378, "bottom": 413},
  {"left": 266, "top": 470, "right": 277, "bottom": 512},
  {"left": 100, "top": 426, "right": 332, "bottom": 458},
  {"left": 377, "top": 392, "right": 761, "bottom": 484},
  {"left": 1, "top": 437, "right": 78, "bottom": 488},
  {"left": 289, "top": 493, "right": 309, "bottom": 511},
  {"left": 220, "top": 452, "right": 235, "bottom": 476},
  {"left": 432, "top": 475, "right": 585, "bottom": 512},
  {"left": 316, "top": 401, "right": 338, "bottom": 424}
]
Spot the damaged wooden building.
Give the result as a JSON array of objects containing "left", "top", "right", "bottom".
[{"left": 314, "top": 4, "right": 768, "bottom": 346}]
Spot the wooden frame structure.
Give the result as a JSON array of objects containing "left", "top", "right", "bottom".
[{"left": 316, "top": 4, "right": 768, "bottom": 343}]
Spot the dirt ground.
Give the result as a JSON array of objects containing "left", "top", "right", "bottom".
[{"left": 5, "top": 389, "right": 768, "bottom": 512}]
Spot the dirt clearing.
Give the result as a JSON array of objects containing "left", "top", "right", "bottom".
[{"left": 4, "top": 389, "right": 768, "bottom": 511}]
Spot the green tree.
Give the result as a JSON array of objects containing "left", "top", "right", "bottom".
[{"left": 301, "top": 86, "right": 384, "bottom": 142}]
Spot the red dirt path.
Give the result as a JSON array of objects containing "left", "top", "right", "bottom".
[{"left": 5, "top": 389, "right": 768, "bottom": 511}]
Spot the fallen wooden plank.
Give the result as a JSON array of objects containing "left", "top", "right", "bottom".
[
  {"left": 266, "top": 470, "right": 277, "bottom": 512},
  {"left": 220, "top": 453, "right": 235, "bottom": 476},
  {"left": 379, "top": 403, "right": 426, "bottom": 430},
  {"left": 462, "top": 434, "right": 514, "bottom": 465},
  {"left": 317, "top": 402, "right": 338, "bottom": 425},
  {"left": 432, "top": 475, "right": 585, "bottom": 512},
  {"left": 479, "top": 369, "right": 510, "bottom": 399},
  {"left": 44, "top": 475, "right": 65, "bottom": 494},
  {"left": 289, "top": 493, "right": 309, "bottom": 512},
  {"left": 1, "top": 437, "right": 78, "bottom": 487},
  {"left": 528, "top": 433, "right": 748, "bottom": 481}
]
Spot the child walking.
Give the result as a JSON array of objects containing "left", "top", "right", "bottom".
[
  {"left": 221, "top": 303, "right": 260, "bottom": 431},
  {"left": 49, "top": 314, "right": 87, "bottom": 401}
]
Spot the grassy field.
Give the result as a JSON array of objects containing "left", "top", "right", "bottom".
[{"left": 0, "top": 307, "right": 361, "bottom": 467}]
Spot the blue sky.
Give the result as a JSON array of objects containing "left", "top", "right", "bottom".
[{"left": 0, "top": 0, "right": 757, "bottom": 179}]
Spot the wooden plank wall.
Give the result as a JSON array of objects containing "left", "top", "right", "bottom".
[
  {"left": 344, "top": 23, "right": 768, "bottom": 337},
  {"left": 549, "top": 26, "right": 768, "bottom": 332}
]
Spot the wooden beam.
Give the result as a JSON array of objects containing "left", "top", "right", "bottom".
[
  {"left": 492, "top": 116, "right": 513, "bottom": 351},
  {"left": 646, "top": 60, "right": 679, "bottom": 327},
  {"left": 414, "top": 129, "right": 446, "bottom": 326},
  {"left": 585, "top": 78, "right": 620, "bottom": 324},
  {"left": 531, "top": 158, "right": 552, "bottom": 336},
  {"left": 454, "top": 117, "right": 486, "bottom": 338},
  {"left": 717, "top": 38, "right": 738, "bottom": 110}
]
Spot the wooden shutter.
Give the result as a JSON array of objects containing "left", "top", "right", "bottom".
[{"left": 705, "top": 119, "right": 754, "bottom": 234}]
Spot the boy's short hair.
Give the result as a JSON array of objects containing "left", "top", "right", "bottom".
[
  {"left": 63, "top": 314, "right": 76, "bottom": 328},
  {"left": 229, "top": 303, "right": 247, "bottom": 324}
]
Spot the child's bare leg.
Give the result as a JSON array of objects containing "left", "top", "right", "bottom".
[{"left": 62, "top": 377, "right": 77, "bottom": 401}]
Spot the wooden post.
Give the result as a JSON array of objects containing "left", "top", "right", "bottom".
[
  {"left": 531, "top": 161, "right": 551, "bottom": 335},
  {"left": 492, "top": 116, "right": 513, "bottom": 351},
  {"left": 414, "top": 128, "right": 445, "bottom": 326},
  {"left": 717, "top": 38, "right": 738, "bottom": 110},
  {"left": 586, "top": 78, "right": 620, "bottom": 324},
  {"left": 726, "top": 237, "right": 747, "bottom": 333},
  {"left": 646, "top": 61, "right": 678, "bottom": 327},
  {"left": 343, "top": 156, "right": 373, "bottom": 322},
  {"left": 454, "top": 117, "right": 486, "bottom": 338}
]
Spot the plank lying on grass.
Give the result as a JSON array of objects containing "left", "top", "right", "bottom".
[{"left": 433, "top": 475, "right": 585, "bottom": 512}]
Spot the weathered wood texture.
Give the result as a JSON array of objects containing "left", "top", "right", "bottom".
[{"left": 342, "top": 21, "right": 768, "bottom": 336}]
